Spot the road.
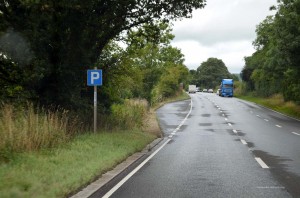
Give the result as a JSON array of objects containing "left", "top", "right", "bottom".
[{"left": 102, "top": 92, "right": 300, "bottom": 197}]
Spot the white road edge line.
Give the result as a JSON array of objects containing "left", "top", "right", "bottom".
[
  {"left": 255, "top": 157, "right": 269, "bottom": 169},
  {"left": 240, "top": 139, "right": 247, "bottom": 145},
  {"left": 292, "top": 132, "right": 300, "bottom": 136},
  {"left": 102, "top": 139, "right": 171, "bottom": 198},
  {"left": 102, "top": 97, "right": 194, "bottom": 198}
]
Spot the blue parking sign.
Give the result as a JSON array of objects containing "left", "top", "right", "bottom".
[{"left": 87, "top": 70, "right": 102, "bottom": 86}]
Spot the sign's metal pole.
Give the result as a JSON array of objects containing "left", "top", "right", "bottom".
[{"left": 94, "top": 67, "right": 97, "bottom": 133}]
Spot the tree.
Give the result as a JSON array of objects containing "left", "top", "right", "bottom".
[
  {"left": 0, "top": 0, "right": 206, "bottom": 108},
  {"left": 196, "top": 58, "right": 232, "bottom": 89},
  {"left": 188, "top": 69, "right": 198, "bottom": 86},
  {"left": 242, "top": 0, "right": 300, "bottom": 103}
]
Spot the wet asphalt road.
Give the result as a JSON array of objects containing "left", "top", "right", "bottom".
[{"left": 107, "top": 93, "right": 300, "bottom": 198}]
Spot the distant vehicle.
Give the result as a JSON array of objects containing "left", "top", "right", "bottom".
[
  {"left": 220, "top": 79, "right": 233, "bottom": 97},
  {"left": 188, "top": 85, "right": 197, "bottom": 93},
  {"left": 203, "top": 89, "right": 208, "bottom": 92},
  {"left": 208, "top": 89, "right": 213, "bottom": 93},
  {"left": 196, "top": 87, "right": 200, "bottom": 92},
  {"left": 216, "top": 89, "right": 221, "bottom": 95}
]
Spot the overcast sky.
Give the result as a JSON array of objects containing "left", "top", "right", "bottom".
[{"left": 171, "top": 0, "right": 277, "bottom": 73}]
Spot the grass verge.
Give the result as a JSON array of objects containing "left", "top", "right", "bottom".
[
  {"left": 237, "top": 94, "right": 300, "bottom": 120},
  {"left": 0, "top": 93, "right": 188, "bottom": 198},
  {"left": 0, "top": 130, "right": 156, "bottom": 198}
]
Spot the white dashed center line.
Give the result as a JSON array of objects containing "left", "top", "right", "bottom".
[
  {"left": 255, "top": 158, "right": 269, "bottom": 169},
  {"left": 276, "top": 125, "right": 282, "bottom": 128},
  {"left": 264, "top": 119, "right": 269, "bottom": 122},
  {"left": 233, "top": 129, "right": 237, "bottom": 134},
  {"left": 240, "top": 139, "right": 247, "bottom": 145},
  {"left": 292, "top": 132, "right": 300, "bottom": 136}
]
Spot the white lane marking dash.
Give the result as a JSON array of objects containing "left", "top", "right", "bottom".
[
  {"left": 256, "top": 115, "right": 260, "bottom": 117},
  {"left": 228, "top": 123, "right": 232, "bottom": 127},
  {"left": 264, "top": 119, "right": 269, "bottom": 122},
  {"left": 225, "top": 118, "right": 228, "bottom": 121},
  {"left": 255, "top": 157, "right": 269, "bottom": 169},
  {"left": 240, "top": 139, "right": 247, "bottom": 145},
  {"left": 233, "top": 129, "right": 237, "bottom": 134},
  {"left": 276, "top": 125, "right": 282, "bottom": 128},
  {"left": 292, "top": 132, "right": 300, "bottom": 136}
]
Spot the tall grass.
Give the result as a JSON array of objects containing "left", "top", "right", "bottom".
[
  {"left": 238, "top": 94, "right": 300, "bottom": 119},
  {"left": 0, "top": 103, "right": 79, "bottom": 162},
  {"left": 0, "top": 130, "right": 156, "bottom": 198},
  {"left": 109, "top": 99, "right": 148, "bottom": 130}
]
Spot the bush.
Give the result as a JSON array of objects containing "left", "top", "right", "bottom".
[{"left": 109, "top": 99, "right": 148, "bottom": 130}]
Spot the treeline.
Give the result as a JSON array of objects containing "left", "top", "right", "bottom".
[
  {"left": 189, "top": 57, "right": 238, "bottom": 89},
  {"left": 0, "top": 1, "right": 206, "bottom": 129},
  {"left": 241, "top": 0, "right": 300, "bottom": 104}
]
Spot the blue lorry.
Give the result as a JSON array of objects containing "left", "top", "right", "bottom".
[{"left": 220, "top": 79, "right": 233, "bottom": 97}]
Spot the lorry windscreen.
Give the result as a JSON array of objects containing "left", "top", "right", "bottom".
[{"left": 223, "top": 84, "right": 233, "bottom": 88}]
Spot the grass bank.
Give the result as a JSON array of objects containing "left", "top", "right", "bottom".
[
  {"left": 237, "top": 94, "right": 300, "bottom": 120},
  {"left": 0, "top": 130, "right": 156, "bottom": 198},
  {"left": 0, "top": 92, "right": 189, "bottom": 197}
]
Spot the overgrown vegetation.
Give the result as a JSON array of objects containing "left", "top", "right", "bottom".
[
  {"left": 109, "top": 99, "right": 148, "bottom": 130},
  {"left": 237, "top": 93, "right": 300, "bottom": 120},
  {"left": 0, "top": 99, "right": 153, "bottom": 162},
  {"left": 0, "top": 130, "right": 156, "bottom": 198},
  {"left": 0, "top": 91, "right": 189, "bottom": 198},
  {"left": 0, "top": 103, "right": 72, "bottom": 162},
  {"left": 241, "top": 0, "right": 300, "bottom": 104}
]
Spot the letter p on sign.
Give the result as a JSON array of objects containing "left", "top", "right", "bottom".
[{"left": 87, "top": 70, "right": 102, "bottom": 86}]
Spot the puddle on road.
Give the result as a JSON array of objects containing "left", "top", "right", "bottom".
[
  {"left": 251, "top": 150, "right": 300, "bottom": 197},
  {"left": 237, "top": 131, "right": 246, "bottom": 136},
  {"left": 178, "top": 125, "right": 187, "bottom": 132},
  {"left": 246, "top": 141, "right": 255, "bottom": 148},
  {"left": 199, "top": 123, "right": 212, "bottom": 126},
  {"left": 167, "top": 139, "right": 175, "bottom": 144},
  {"left": 201, "top": 114, "right": 211, "bottom": 117}
]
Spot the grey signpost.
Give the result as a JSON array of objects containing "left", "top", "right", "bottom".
[{"left": 87, "top": 67, "right": 102, "bottom": 133}]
